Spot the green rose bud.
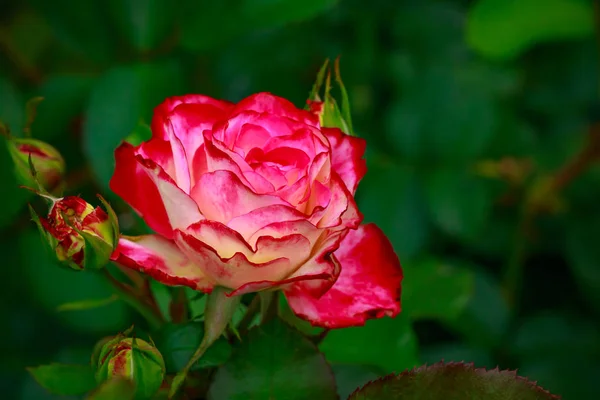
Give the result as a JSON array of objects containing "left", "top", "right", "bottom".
[
  {"left": 306, "top": 57, "right": 354, "bottom": 136},
  {"left": 31, "top": 195, "right": 119, "bottom": 271},
  {"left": 94, "top": 337, "right": 165, "bottom": 400},
  {"left": 6, "top": 137, "right": 65, "bottom": 192}
]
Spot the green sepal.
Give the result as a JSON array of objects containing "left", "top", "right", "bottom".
[
  {"left": 97, "top": 194, "right": 120, "bottom": 246},
  {"left": 333, "top": 57, "right": 353, "bottom": 135},
  {"left": 306, "top": 58, "right": 330, "bottom": 105},
  {"left": 71, "top": 222, "right": 113, "bottom": 270}
]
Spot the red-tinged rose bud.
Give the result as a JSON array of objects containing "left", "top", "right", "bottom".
[
  {"left": 31, "top": 195, "right": 119, "bottom": 271},
  {"left": 94, "top": 337, "right": 165, "bottom": 400},
  {"left": 6, "top": 137, "right": 65, "bottom": 192}
]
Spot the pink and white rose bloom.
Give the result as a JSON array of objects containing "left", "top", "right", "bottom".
[{"left": 110, "top": 92, "right": 402, "bottom": 328}]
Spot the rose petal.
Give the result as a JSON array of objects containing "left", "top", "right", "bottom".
[
  {"left": 151, "top": 94, "right": 233, "bottom": 141},
  {"left": 110, "top": 143, "right": 174, "bottom": 239},
  {"left": 227, "top": 204, "right": 310, "bottom": 242},
  {"left": 111, "top": 235, "right": 213, "bottom": 292},
  {"left": 175, "top": 229, "right": 311, "bottom": 291},
  {"left": 323, "top": 127, "right": 366, "bottom": 194},
  {"left": 284, "top": 224, "right": 403, "bottom": 328},
  {"left": 229, "top": 93, "right": 319, "bottom": 128},
  {"left": 190, "top": 170, "right": 288, "bottom": 224}
]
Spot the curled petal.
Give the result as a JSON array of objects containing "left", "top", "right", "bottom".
[
  {"left": 111, "top": 235, "right": 213, "bottom": 292},
  {"left": 190, "top": 170, "right": 288, "bottom": 224},
  {"left": 284, "top": 224, "right": 403, "bottom": 328},
  {"left": 226, "top": 204, "right": 311, "bottom": 242},
  {"left": 323, "top": 127, "right": 366, "bottom": 194}
]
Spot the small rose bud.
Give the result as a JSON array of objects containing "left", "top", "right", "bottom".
[
  {"left": 7, "top": 137, "right": 65, "bottom": 192},
  {"left": 94, "top": 337, "right": 165, "bottom": 400},
  {"left": 306, "top": 57, "right": 354, "bottom": 136},
  {"left": 31, "top": 195, "right": 119, "bottom": 271}
]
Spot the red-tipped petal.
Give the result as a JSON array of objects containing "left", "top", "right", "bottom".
[
  {"left": 110, "top": 143, "right": 174, "bottom": 239},
  {"left": 284, "top": 224, "right": 402, "bottom": 328},
  {"left": 229, "top": 93, "right": 319, "bottom": 128},
  {"left": 112, "top": 235, "right": 213, "bottom": 292},
  {"left": 323, "top": 127, "right": 366, "bottom": 194}
]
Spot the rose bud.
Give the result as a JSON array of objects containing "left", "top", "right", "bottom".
[
  {"left": 94, "top": 337, "right": 165, "bottom": 400},
  {"left": 31, "top": 195, "right": 119, "bottom": 271},
  {"left": 306, "top": 58, "right": 354, "bottom": 136},
  {"left": 6, "top": 137, "right": 65, "bottom": 192}
]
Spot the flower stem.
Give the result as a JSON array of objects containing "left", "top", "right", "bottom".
[{"left": 102, "top": 269, "right": 164, "bottom": 330}]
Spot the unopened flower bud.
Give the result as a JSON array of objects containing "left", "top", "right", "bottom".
[
  {"left": 94, "top": 337, "right": 165, "bottom": 400},
  {"left": 31, "top": 196, "right": 119, "bottom": 271},
  {"left": 7, "top": 137, "right": 65, "bottom": 192}
]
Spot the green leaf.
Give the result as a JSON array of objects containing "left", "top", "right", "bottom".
[
  {"left": 319, "top": 314, "right": 419, "bottom": 374},
  {"left": 27, "top": 0, "right": 115, "bottom": 62},
  {"left": 402, "top": 258, "right": 474, "bottom": 321},
  {"left": 86, "top": 377, "right": 136, "bottom": 400},
  {"left": 424, "top": 168, "right": 493, "bottom": 240},
  {"left": 125, "top": 120, "right": 153, "bottom": 146},
  {"left": 108, "top": 0, "right": 175, "bottom": 52},
  {"left": 155, "top": 322, "right": 232, "bottom": 373},
  {"left": 466, "top": 0, "right": 594, "bottom": 60},
  {"left": 349, "top": 362, "right": 559, "bottom": 399},
  {"left": 179, "top": 0, "right": 337, "bottom": 51},
  {"left": 83, "top": 61, "right": 184, "bottom": 188},
  {"left": 357, "top": 161, "right": 430, "bottom": 260},
  {"left": 208, "top": 318, "right": 337, "bottom": 400},
  {"left": 57, "top": 294, "right": 119, "bottom": 312},
  {"left": 446, "top": 270, "right": 510, "bottom": 348},
  {"left": 565, "top": 215, "right": 600, "bottom": 314},
  {"left": 27, "top": 364, "right": 97, "bottom": 396}
]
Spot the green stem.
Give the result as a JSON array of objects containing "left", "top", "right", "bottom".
[
  {"left": 237, "top": 294, "right": 261, "bottom": 331},
  {"left": 259, "top": 291, "right": 278, "bottom": 324},
  {"left": 102, "top": 269, "right": 164, "bottom": 330}
]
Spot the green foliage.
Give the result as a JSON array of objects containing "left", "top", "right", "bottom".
[
  {"left": 320, "top": 314, "right": 419, "bottom": 374},
  {"left": 155, "top": 322, "right": 232, "bottom": 373},
  {"left": 349, "top": 362, "right": 558, "bottom": 400},
  {"left": 27, "top": 364, "right": 97, "bottom": 396},
  {"left": 467, "top": 0, "right": 594, "bottom": 60},
  {"left": 208, "top": 318, "right": 337, "bottom": 400}
]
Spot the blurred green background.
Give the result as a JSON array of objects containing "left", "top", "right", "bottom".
[{"left": 1, "top": 0, "right": 600, "bottom": 398}]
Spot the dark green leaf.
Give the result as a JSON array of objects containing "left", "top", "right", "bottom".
[
  {"left": 208, "top": 318, "right": 337, "bottom": 400},
  {"left": 319, "top": 314, "right": 419, "bottom": 374},
  {"left": 402, "top": 258, "right": 474, "bottom": 321},
  {"left": 466, "top": 0, "right": 594, "bottom": 60},
  {"left": 565, "top": 215, "right": 600, "bottom": 313},
  {"left": 349, "top": 362, "right": 559, "bottom": 399},
  {"left": 155, "top": 322, "right": 232, "bottom": 373},
  {"left": 332, "top": 364, "right": 382, "bottom": 400},
  {"left": 424, "top": 168, "right": 493, "bottom": 240},
  {"left": 447, "top": 271, "right": 510, "bottom": 348},
  {"left": 358, "top": 161, "right": 430, "bottom": 260},
  {"left": 27, "top": 364, "right": 97, "bottom": 396},
  {"left": 86, "top": 377, "right": 136, "bottom": 400},
  {"left": 179, "top": 0, "right": 337, "bottom": 51},
  {"left": 108, "top": 0, "right": 175, "bottom": 52},
  {"left": 150, "top": 279, "right": 172, "bottom": 322},
  {"left": 83, "top": 61, "right": 184, "bottom": 188}
]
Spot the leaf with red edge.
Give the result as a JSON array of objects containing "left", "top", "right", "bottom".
[{"left": 348, "top": 362, "right": 560, "bottom": 400}]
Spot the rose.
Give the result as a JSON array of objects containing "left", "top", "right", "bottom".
[{"left": 110, "top": 92, "right": 402, "bottom": 328}]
